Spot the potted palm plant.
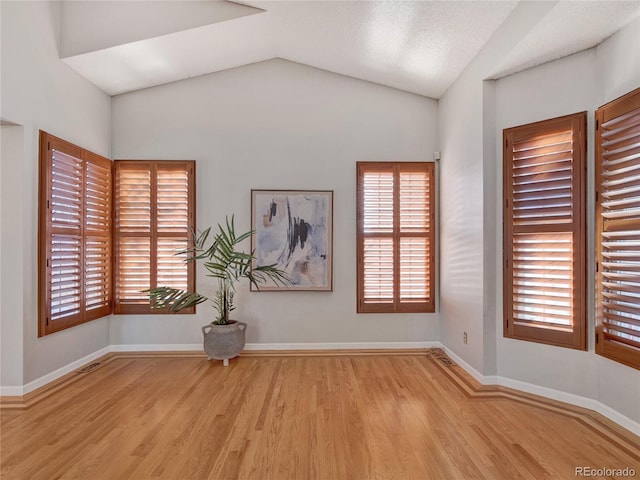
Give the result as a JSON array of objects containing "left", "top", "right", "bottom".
[{"left": 147, "top": 215, "right": 289, "bottom": 365}]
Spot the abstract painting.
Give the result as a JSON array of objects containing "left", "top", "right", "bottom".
[{"left": 251, "top": 190, "right": 333, "bottom": 291}]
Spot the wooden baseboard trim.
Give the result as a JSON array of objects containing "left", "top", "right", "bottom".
[
  {"left": 240, "top": 348, "right": 430, "bottom": 357},
  {"left": 427, "top": 353, "right": 640, "bottom": 460},
  {"left": 2, "top": 348, "right": 638, "bottom": 458},
  {"left": 0, "top": 348, "right": 428, "bottom": 409}
]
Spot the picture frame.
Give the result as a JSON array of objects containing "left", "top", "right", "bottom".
[{"left": 251, "top": 189, "right": 333, "bottom": 291}]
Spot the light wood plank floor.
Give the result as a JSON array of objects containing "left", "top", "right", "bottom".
[{"left": 1, "top": 351, "right": 639, "bottom": 479}]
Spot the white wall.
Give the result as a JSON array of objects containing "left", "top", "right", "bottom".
[
  {"left": 438, "top": 2, "right": 556, "bottom": 374},
  {"left": 0, "top": 1, "right": 112, "bottom": 386},
  {"left": 111, "top": 58, "right": 439, "bottom": 347},
  {"left": 495, "top": 18, "right": 640, "bottom": 424},
  {"left": 495, "top": 49, "right": 599, "bottom": 399},
  {"left": 0, "top": 125, "right": 25, "bottom": 387},
  {"left": 440, "top": 3, "right": 638, "bottom": 429}
]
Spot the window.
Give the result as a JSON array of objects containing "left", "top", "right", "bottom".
[
  {"left": 38, "top": 131, "right": 112, "bottom": 336},
  {"left": 503, "top": 112, "right": 586, "bottom": 349},
  {"left": 595, "top": 87, "right": 640, "bottom": 370},
  {"left": 114, "top": 160, "right": 196, "bottom": 314},
  {"left": 356, "top": 162, "right": 435, "bottom": 313}
]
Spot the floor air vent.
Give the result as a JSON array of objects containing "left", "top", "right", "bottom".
[
  {"left": 76, "top": 362, "right": 101, "bottom": 374},
  {"left": 426, "top": 349, "right": 456, "bottom": 367}
]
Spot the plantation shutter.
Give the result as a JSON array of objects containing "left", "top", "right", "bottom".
[
  {"left": 39, "top": 132, "right": 113, "bottom": 336},
  {"left": 503, "top": 112, "right": 586, "bottom": 349},
  {"left": 595, "top": 87, "right": 640, "bottom": 370},
  {"left": 84, "top": 153, "right": 112, "bottom": 320},
  {"left": 357, "top": 162, "right": 435, "bottom": 313},
  {"left": 114, "top": 161, "right": 195, "bottom": 314}
]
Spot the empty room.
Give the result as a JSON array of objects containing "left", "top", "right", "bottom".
[{"left": 1, "top": 1, "right": 639, "bottom": 479}]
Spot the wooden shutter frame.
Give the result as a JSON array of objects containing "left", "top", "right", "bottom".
[
  {"left": 38, "top": 131, "right": 113, "bottom": 336},
  {"left": 595, "top": 87, "right": 640, "bottom": 370},
  {"left": 84, "top": 151, "right": 113, "bottom": 322},
  {"left": 114, "top": 160, "right": 196, "bottom": 315},
  {"left": 503, "top": 112, "right": 587, "bottom": 350},
  {"left": 356, "top": 162, "right": 435, "bottom": 314}
]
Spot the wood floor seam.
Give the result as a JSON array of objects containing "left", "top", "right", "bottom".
[
  {"left": 2, "top": 351, "right": 638, "bottom": 479},
  {"left": 1, "top": 348, "right": 638, "bottom": 457}
]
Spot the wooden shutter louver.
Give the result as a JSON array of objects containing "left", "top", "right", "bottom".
[
  {"left": 503, "top": 113, "right": 586, "bottom": 349},
  {"left": 157, "top": 166, "right": 191, "bottom": 292},
  {"left": 357, "top": 162, "right": 435, "bottom": 314},
  {"left": 362, "top": 169, "right": 394, "bottom": 306},
  {"left": 114, "top": 161, "right": 195, "bottom": 314},
  {"left": 400, "top": 171, "right": 431, "bottom": 302},
  {"left": 84, "top": 154, "right": 112, "bottom": 319},
  {"left": 115, "top": 163, "right": 151, "bottom": 310},
  {"left": 39, "top": 132, "right": 113, "bottom": 336},
  {"left": 49, "top": 148, "right": 83, "bottom": 325},
  {"left": 596, "top": 87, "right": 640, "bottom": 370}
]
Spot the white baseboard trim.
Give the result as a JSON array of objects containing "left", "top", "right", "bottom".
[
  {"left": 110, "top": 344, "right": 202, "bottom": 352},
  {"left": 4, "top": 342, "right": 638, "bottom": 435},
  {"left": 0, "top": 385, "right": 23, "bottom": 396},
  {"left": 496, "top": 376, "right": 640, "bottom": 436},
  {"left": 111, "top": 342, "right": 441, "bottom": 352},
  {"left": 244, "top": 341, "right": 441, "bottom": 350},
  {"left": 443, "top": 346, "right": 640, "bottom": 437},
  {"left": 10, "top": 346, "right": 112, "bottom": 397},
  {"left": 0, "top": 342, "right": 438, "bottom": 395},
  {"left": 441, "top": 347, "right": 499, "bottom": 384}
]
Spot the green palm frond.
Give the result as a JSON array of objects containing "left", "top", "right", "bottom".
[
  {"left": 145, "top": 214, "right": 290, "bottom": 324},
  {"left": 146, "top": 287, "right": 208, "bottom": 313}
]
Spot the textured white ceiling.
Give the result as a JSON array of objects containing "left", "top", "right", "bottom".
[
  {"left": 250, "top": 0, "right": 518, "bottom": 98},
  {"left": 59, "top": 0, "right": 640, "bottom": 98},
  {"left": 490, "top": 1, "right": 640, "bottom": 79}
]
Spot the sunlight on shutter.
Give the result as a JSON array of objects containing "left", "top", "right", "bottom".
[
  {"left": 85, "top": 235, "right": 111, "bottom": 311},
  {"left": 157, "top": 167, "right": 190, "bottom": 233},
  {"left": 363, "top": 171, "right": 394, "bottom": 233},
  {"left": 399, "top": 237, "right": 428, "bottom": 301},
  {"left": 85, "top": 160, "right": 111, "bottom": 231},
  {"left": 400, "top": 171, "right": 429, "bottom": 232},
  {"left": 118, "top": 237, "right": 151, "bottom": 301},
  {"left": 50, "top": 235, "right": 82, "bottom": 320},
  {"left": 157, "top": 238, "right": 189, "bottom": 290},
  {"left": 510, "top": 129, "right": 576, "bottom": 330},
  {"left": 85, "top": 157, "right": 112, "bottom": 313},
  {"left": 399, "top": 170, "right": 430, "bottom": 302},
  {"left": 512, "top": 232, "right": 573, "bottom": 329},
  {"left": 115, "top": 161, "right": 195, "bottom": 312},
  {"left": 358, "top": 162, "right": 434, "bottom": 313},
  {"left": 512, "top": 131, "right": 573, "bottom": 225},
  {"left": 116, "top": 168, "right": 151, "bottom": 232},
  {"left": 49, "top": 148, "right": 83, "bottom": 322},
  {"left": 116, "top": 165, "right": 152, "bottom": 305},
  {"left": 51, "top": 150, "right": 82, "bottom": 230},
  {"left": 598, "top": 102, "right": 640, "bottom": 360},
  {"left": 504, "top": 113, "right": 586, "bottom": 348},
  {"left": 363, "top": 237, "right": 394, "bottom": 303}
]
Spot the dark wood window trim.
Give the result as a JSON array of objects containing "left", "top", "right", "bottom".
[
  {"left": 356, "top": 162, "right": 435, "bottom": 314},
  {"left": 595, "top": 87, "right": 640, "bottom": 370},
  {"left": 503, "top": 112, "right": 587, "bottom": 350},
  {"left": 114, "top": 160, "right": 196, "bottom": 315},
  {"left": 38, "top": 131, "right": 113, "bottom": 336}
]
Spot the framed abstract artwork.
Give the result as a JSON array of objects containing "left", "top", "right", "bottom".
[{"left": 251, "top": 190, "right": 333, "bottom": 291}]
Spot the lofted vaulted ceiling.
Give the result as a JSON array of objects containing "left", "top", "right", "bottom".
[{"left": 60, "top": 0, "right": 640, "bottom": 98}]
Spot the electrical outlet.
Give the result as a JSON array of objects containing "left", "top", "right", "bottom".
[{"left": 463, "top": 332, "right": 468, "bottom": 344}]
